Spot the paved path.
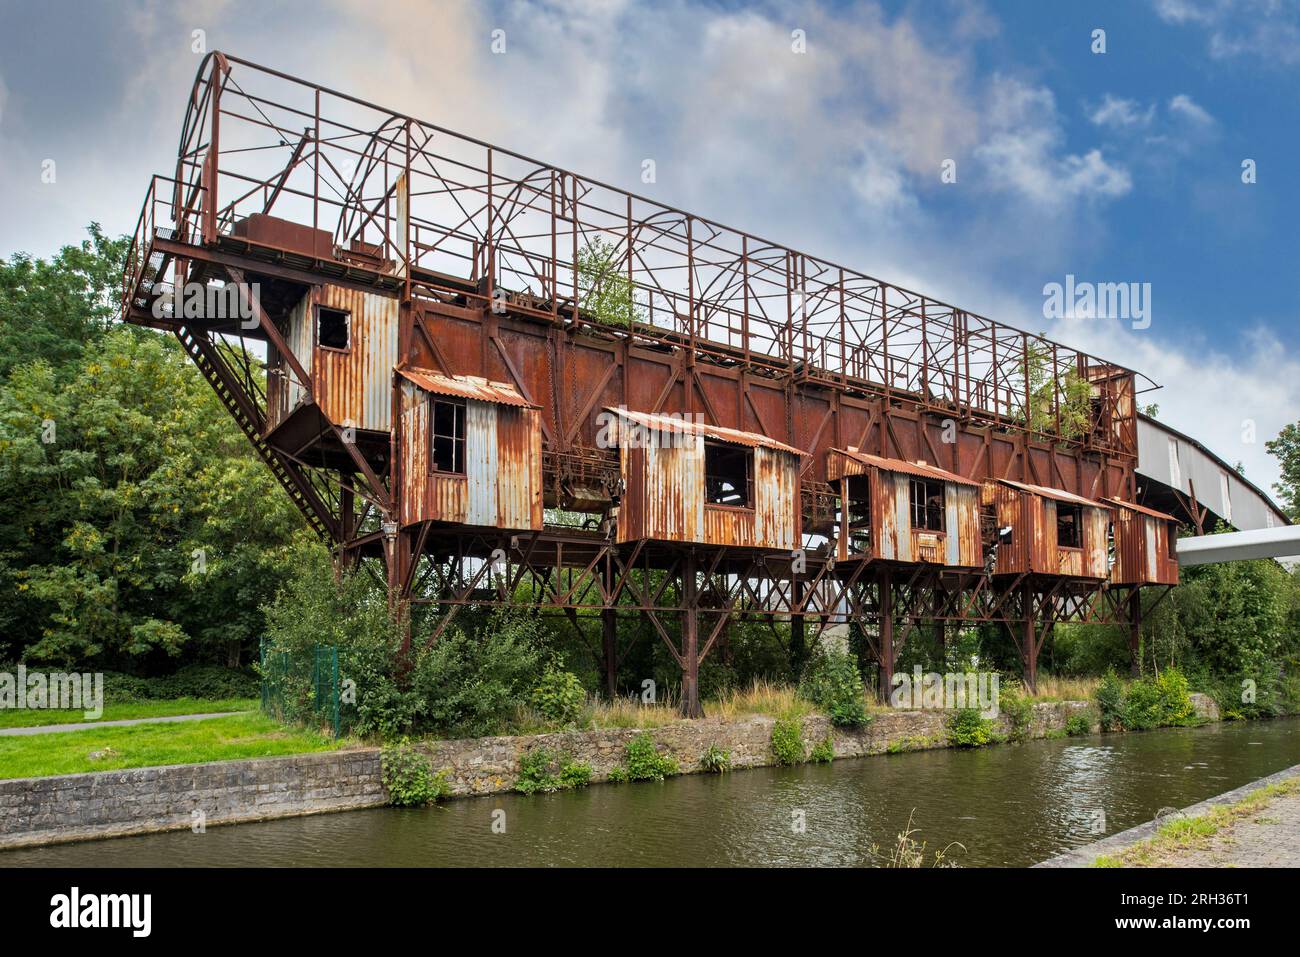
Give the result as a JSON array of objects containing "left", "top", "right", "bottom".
[
  {"left": 1037, "top": 763, "right": 1300, "bottom": 867},
  {"left": 0, "top": 711, "right": 252, "bottom": 737},
  {"left": 1151, "top": 785, "right": 1300, "bottom": 867}
]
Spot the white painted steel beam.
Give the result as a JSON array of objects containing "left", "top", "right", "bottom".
[{"left": 1176, "top": 525, "right": 1300, "bottom": 566}]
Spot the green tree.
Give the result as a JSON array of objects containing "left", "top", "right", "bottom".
[
  {"left": 1265, "top": 422, "right": 1300, "bottom": 521},
  {"left": 576, "top": 238, "right": 641, "bottom": 328},
  {"left": 0, "top": 224, "right": 129, "bottom": 380},
  {"left": 0, "top": 327, "right": 299, "bottom": 667}
]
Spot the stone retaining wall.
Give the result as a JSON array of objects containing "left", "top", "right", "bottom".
[{"left": 0, "top": 695, "right": 1215, "bottom": 850}]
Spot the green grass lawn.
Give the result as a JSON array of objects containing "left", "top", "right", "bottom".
[
  {"left": 0, "top": 712, "right": 342, "bottom": 779},
  {"left": 0, "top": 696, "right": 257, "bottom": 729}
]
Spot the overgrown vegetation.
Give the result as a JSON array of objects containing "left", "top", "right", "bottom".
[
  {"left": 699, "top": 744, "right": 731, "bottom": 773},
  {"left": 380, "top": 737, "right": 449, "bottom": 806},
  {"left": 608, "top": 732, "right": 678, "bottom": 782},
  {"left": 514, "top": 746, "right": 592, "bottom": 794},
  {"left": 810, "top": 735, "right": 835, "bottom": 763},
  {"left": 770, "top": 718, "right": 806, "bottom": 765},
  {"left": 1064, "top": 710, "right": 1095, "bottom": 737},
  {"left": 946, "top": 708, "right": 994, "bottom": 748},
  {"left": 998, "top": 683, "right": 1035, "bottom": 742},
  {"left": 1091, "top": 667, "right": 1197, "bottom": 732},
  {"left": 575, "top": 238, "right": 641, "bottom": 329},
  {"left": 798, "top": 647, "right": 870, "bottom": 728}
]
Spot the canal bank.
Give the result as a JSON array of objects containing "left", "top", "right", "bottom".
[
  {"left": 0, "top": 695, "right": 1220, "bottom": 850},
  {"left": 5, "top": 714, "right": 1297, "bottom": 867},
  {"left": 1037, "top": 762, "right": 1300, "bottom": 868}
]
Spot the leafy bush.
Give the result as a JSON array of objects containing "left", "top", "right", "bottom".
[
  {"left": 101, "top": 666, "right": 257, "bottom": 702},
  {"left": 609, "top": 732, "right": 678, "bottom": 782},
  {"left": 513, "top": 746, "right": 591, "bottom": 794},
  {"left": 380, "top": 738, "right": 448, "bottom": 806},
  {"left": 529, "top": 663, "right": 586, "bottom": 727},
  {"left": 1121, "top": 678, "right": 1163, "bottom": 730},
  {"left": 410, "top": 607, "right": 545, "bottom": 738},
  {"left": 771, "top": 718, "right": 806, "bottom": 765},
  {"left": 998, "top": 683, "right": 1035, "bottom": 742},
  {"left": 946, "top": 708, "right": 993, "bottom": 748},
  {"left": 1154, "top": 668, "right": 1195, "bottom": 726},
  {"left": 559, "top": 760, "right": 592, "bottom": 788},
  {"left": 699, "top": 744, "right": 731, "bottom": 774},
  {"left": 798, "top": 648, "right": 870, "bottom": 727},
  {"left": 810, "top": 735, "right": 834, "bottom": 764},
  {"left": 1064, "top": 710, "right": 1095, "bottom": 737},
  {"left": 1095, "top": 670, "right": 1126, "bottom": 731}
]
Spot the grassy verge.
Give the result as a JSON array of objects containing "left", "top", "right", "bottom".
[
  {"left": 0, "top": 697, "right": 257, "bottom": 730},
  {"left": 1093, "top": 776, "right": 1300, "bottom": 867},
  {"left": 0, "top": 712, "right": 341, "bottom": 779}
]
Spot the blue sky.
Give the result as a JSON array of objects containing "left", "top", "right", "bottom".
[{"left": 0, "top": 0, "right": 1297, "bottom": 495}]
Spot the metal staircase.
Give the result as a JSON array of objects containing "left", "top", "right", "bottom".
[{"left": 174, "top": 325, "right": 337, "bottom": 541}]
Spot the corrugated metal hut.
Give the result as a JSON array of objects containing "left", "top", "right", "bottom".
[
  {"left": 267, "top": 283, "right": 399, "bottom": 433},
  {"left": 606, "top": 408, "right": 805, "bottom": 550},
  {"left": 1106, "top": 498, "right": 1180, "bottom": 586},
  {"left": 982, "top": 479, "right": 1111, "bottom": 578},
  {"left": 396, "top": 367, "right": 543, "bottom": 530},
  {"left": 826, "top": 448, "right": 982, "bottom": 567}
]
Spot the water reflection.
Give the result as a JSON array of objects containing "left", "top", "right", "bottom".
[{"left": 4, "top": 717, "right": 1297, "bottom": 868}]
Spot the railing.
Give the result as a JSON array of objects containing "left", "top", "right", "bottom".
[{"left": 123, "top": 50, "right": 1141, "bottom": 458}]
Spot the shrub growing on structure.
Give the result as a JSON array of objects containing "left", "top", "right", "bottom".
[
  {"left": 798, "top": 648, "right": 870, "bottom": 728},
  {"left": 810, "top": 735, "right": 834, "bottom": 764},
  {"left": 514, "top": 745, "right": 592, "bottom": 794},
  {"left": 946, "top": 708, "right": 993, "bottom": 748},
  {"left": 770, "top": 718, "right": 806, "bottom": 765},
  {"left": 411, "top": 607, "right": 545, "bottom": 738},
  {"left": 699, "top": 744, "right": 732, "bottom": 774},
  {"left": 381, "top": 737, "right": 449, "bottom": 806},
  {"left": 1064, "top": 710, "right": 1095, "bottom": 737},
  {"left": 998, "top": 683, "right": 1035, "bottom": 742},
  {"left": 1094, "top": 670, "right": 1126, "bottom": 731},
  {"left": 529, "top": 663, "right": 586, "bottom": 727},
  {"left": 609, "top": 732, "right": 678, "bottom": 782}
]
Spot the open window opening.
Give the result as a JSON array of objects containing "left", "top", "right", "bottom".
[
  {"left": 910, "top": 477, "right": 945, "bottom": 532},
  {"left": 704, "top": 440, "right": 752, "bottom": 508},
  {"left": 1167, "top": 520, "right": 1178, "bottom": 560},
  {"left": 843, "top": 475, "right": 872, "bottom": 554},
  {"left": 318, "top": 307, "right": 350, "bottom": 350},
  {"left": 431, "top": 397, "right": 466, "bottom": 474},
  {"left": 1056, "top": 503, "right": 1083, "bottom": 549}
]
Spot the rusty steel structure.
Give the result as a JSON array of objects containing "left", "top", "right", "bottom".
[{"left": 122, "top": 53, "right": 1184, "bottom": 714}]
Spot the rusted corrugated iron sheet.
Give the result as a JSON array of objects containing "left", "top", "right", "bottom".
[
  {"left": 988, "top": 479, "right": 1109, "bottom": 578},
  {"left": 1104, "top": 497, "right": 1177, "bottom": 521},
  {"left": 1110, "top": 501, "right": 1179, "bottom": 585},
  {"left": 997, "top": 478, "right": 1109, "bottom": 509},
  {"left": 836, "top": 459, "right": 980, "bottom": 567},
  {"left": 606, "top": 407, "right": 807, "bottom": 457},
  {"left": 398, "top": 366, "right": 534, "bottom": 408},
  {"left": 828, "top": 448, "right": 978, "bottom": 486},
  {"left": 497, "top": 405, "right": 544, "bottom": 530},
  {"left": 316, "top": 285, "right": 400, "bottom": 433},
  {"left": 614, "top": 426, "right": 801, "bottom": 549},
  {"left": 465, "top": 400, "right": 497, "bottom": 526},
  {"left": 397, "top": 375, "right": 542, "bottom": 530}
]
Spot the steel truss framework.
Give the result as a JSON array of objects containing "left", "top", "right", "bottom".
[{"left": 120, "top": 52, "right": 1173, "bottom": 717}]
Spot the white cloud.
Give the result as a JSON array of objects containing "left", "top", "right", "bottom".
[
  {"left": 1169, "top": 92, "right": 1214, "bottom": 125},
  {"left": 1089, "top": 94, "right": 1155, "bottom": 128},
  {"left": 1153, "top": 0, "right": 1300, "bottom": 64},
  {"left": 977, "top": 77, "right": 1131, "bottom": 206}
]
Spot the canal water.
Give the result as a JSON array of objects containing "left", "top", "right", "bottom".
[{"left": 5, "top": 717, "right": 1299, "bottom": 867}]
